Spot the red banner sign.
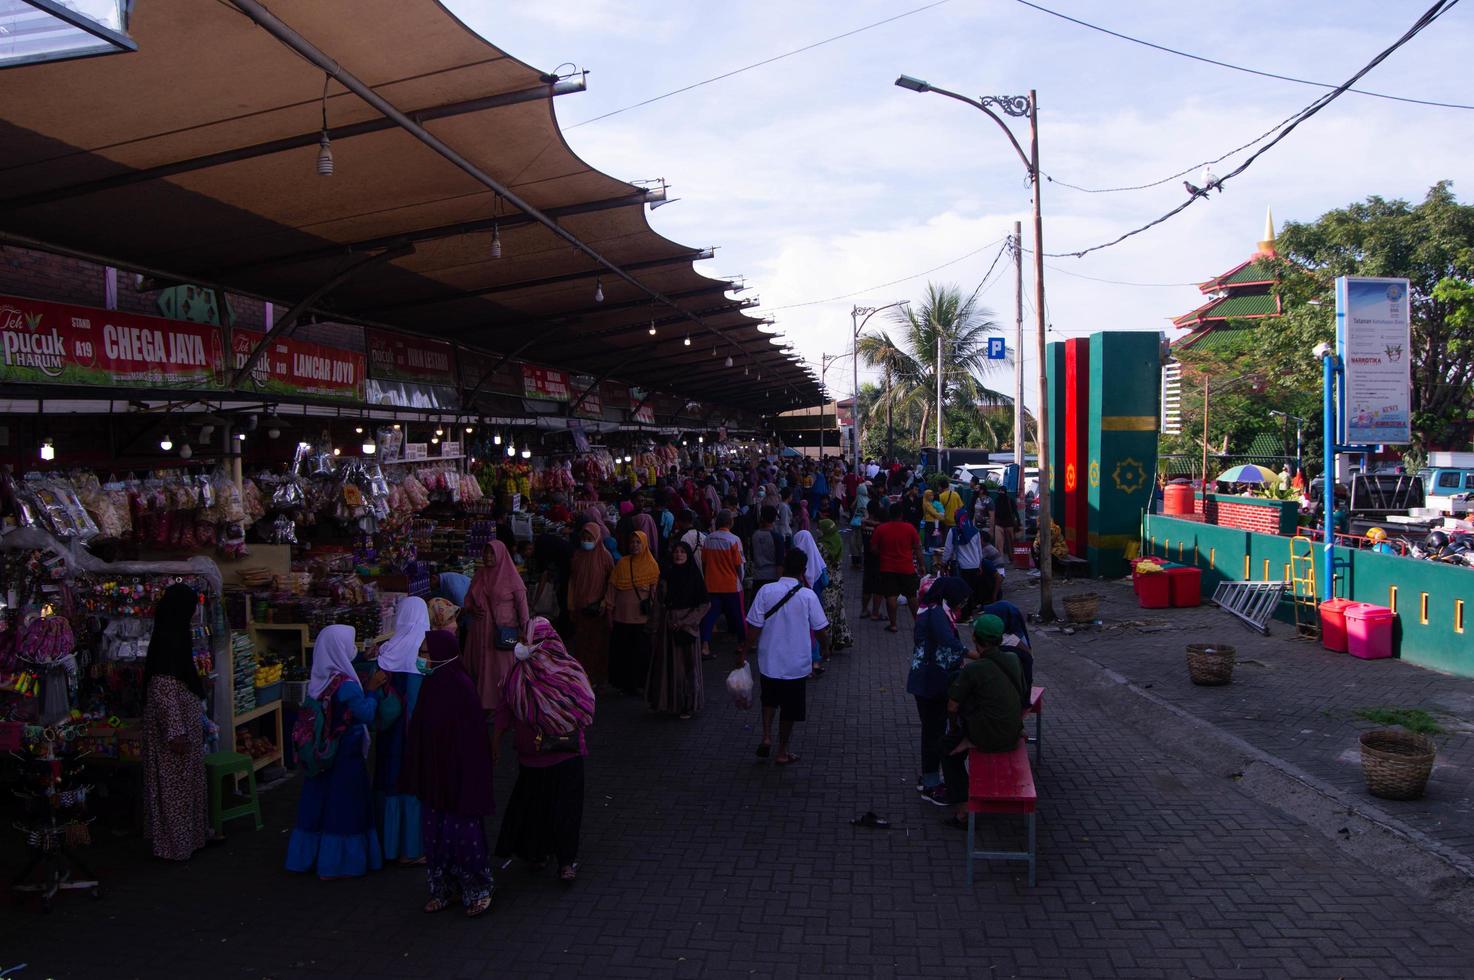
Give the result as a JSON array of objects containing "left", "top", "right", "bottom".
[
  {"left": 522, "top": 364, "right": 570, "bottom": 401},
  {"left": 232, "top": 329, "right": 366, "bottom": 402},
  {"left": 0, "top": 293, "right": 224, "bottom": 389},
  {"left": 366, "top": 329, "right": 454, "bottom": 385},
  {"left": 629, "top": 387, "right": 655, "bottom": 424},
  {"left": 570, "top": 374, "right": 602, "bottom": 417}
]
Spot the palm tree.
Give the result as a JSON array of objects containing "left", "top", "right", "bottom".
[{"left": 857, "top": 282, "right": 1009, "bottom": 451}]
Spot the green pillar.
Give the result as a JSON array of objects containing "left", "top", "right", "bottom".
[{"left": 1087, "top": 332, "right": 1161, "bottom": 578}]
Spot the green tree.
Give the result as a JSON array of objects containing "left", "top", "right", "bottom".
[{"left": 856, "top": 282, "right": 1010, "bottom": 452}]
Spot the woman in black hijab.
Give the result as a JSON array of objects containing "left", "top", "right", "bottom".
[
  {"left": 141, "top": 584, "right": 209, "bottom": 860},
  {"left": 646, "top": 540, "right": 707, "bottom": 718}
]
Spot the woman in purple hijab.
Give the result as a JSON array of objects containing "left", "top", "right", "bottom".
[{"left": 398, "top": 630, "right": 497, "bottom": 916}]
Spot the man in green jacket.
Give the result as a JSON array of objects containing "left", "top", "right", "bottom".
[{"left": 937, "top": 614, "right": 1028, "bottom": 818}]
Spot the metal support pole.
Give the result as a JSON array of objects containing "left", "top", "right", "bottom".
[{"left": 852, "top": 307, "right": 861, "bottom": 472}]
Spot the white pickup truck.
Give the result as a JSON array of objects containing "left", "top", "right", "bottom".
[{"left": 1418, "top": 452, "right": 1474, "bottom": 517}]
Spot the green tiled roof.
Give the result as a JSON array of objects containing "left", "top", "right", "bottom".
[
  {"left": 1198, "top": 293, "right": 1279, "bottom": 319},
  {"left": 1185, "top": 321, "right": 1260, "bottom": 353},
  {"left": 1215, "top": 258, "right": 1277, "bottom": 286}
]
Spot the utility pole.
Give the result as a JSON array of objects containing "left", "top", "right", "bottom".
[
  {"left": 1027, "top": 90, "right": 1057, "bottom": 621},
  {"left": 851, "top": 307, "right": 861, "bottom": 472},
  {"left": 1013, "top": 219, "right": 1024, "bottom": 527},
  {"left": 936, "top": 326, "right": 944, "bottom": 476},
  {"left": 885, "top": 362, "right": 894, "bottom": 461}
]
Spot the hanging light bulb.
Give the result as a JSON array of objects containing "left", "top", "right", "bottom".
[
  {"left": 648, "top": 321, "right": 657, "bottom": 336},
  {"left": 521, "top": 448, "right": 532, "bottom": 459},
  {"left": 332, "top": 447, "right": 341, "bottom": 457},
  {"left": 506, "top": 442, "right": 517, "bottom": 457},
  {"left": 724, "top": 355, "right": 733, "bottom": 368},
  {"left": 393, "top": 423, "right": 401, "bottom": 430},
  {"left": 237, "top": 432, "right": 247, "bottom": 441},
  {"left": 317, "top": 132, "right": 334, "bottom": 177},
  {"left": 683, "top": 334, "right": 691, "bottom": 347},
  {"left": 267, "top": 426, "right": 281, "bottom": 439},
  {"left": 39, "top": 437, "right": 55, "bottom": 462},
  {"left": 493, "top": 433, "right": 502, "bottom": 445},
  {"left": 490, "top": 221, "right": 502, "bottom": 259},
  {"left": 698, "top": 435, "right": 704, "bottom": 444},
  {"left": 465, "top": 425, "right": 474, "bottom": 434},
  {"left": 594, "top": 279, "right": 604, "bottom": 303},
  {"left": 744, "top": 365, "right": 750, "bottom": 376},
  {"left": 362, "top": 436, "right": 377, "bottom": 455},
  {"left": 354, "top": 426, "right": 363, "bottom": 434},
  {"left": 160, "top": 434, "right": 173, "bottom": 451},
  {"left": 316, "top": 74, "right": 334, "bottom": 176},
  {"left": 431, "top": 434, "right": 440, "bottom": 445},
  {"left": 435, "top": 425, "right": 444, "bottom": 437},
  {"left": 180, "top": 443, "right": 193, "bottom": 460}
]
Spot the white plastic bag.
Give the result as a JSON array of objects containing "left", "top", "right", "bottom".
[{"left": 726, "top": 662, "right": 753, "bottom": 710}]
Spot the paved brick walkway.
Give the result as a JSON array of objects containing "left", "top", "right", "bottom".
[
  {"left": 1045, "top": 579, "right": 1474, "bottom": 866},
  {"left": 10, "top": 572, "right": 1474, "bottom": 978}
]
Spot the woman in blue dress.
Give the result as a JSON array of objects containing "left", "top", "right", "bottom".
[
  {"left": 373, "top": 596, "right": 430, "bottom": 863},
  {"left": 286, "top": 625, "right": 385, "bottom": 878}
]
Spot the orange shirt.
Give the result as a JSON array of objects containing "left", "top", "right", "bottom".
[{"left": 702, "top": 529, "right": 744, "bottom": 594}]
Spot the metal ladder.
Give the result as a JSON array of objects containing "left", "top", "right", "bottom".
[
  {"left": 1289, "top": 535, "right": 1320, "bottom": 638},
  {"left": 1211, "top": 580, "right": 1286, "bottom": 635}
]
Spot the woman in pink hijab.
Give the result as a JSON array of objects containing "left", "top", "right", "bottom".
[
  {"left": 796, "top": 499, "right": 812, "bottom": 533},
  {"left": 463, "top": 540, "right": 529, "bottom": 712}
]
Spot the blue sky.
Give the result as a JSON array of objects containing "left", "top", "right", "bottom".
[{"left": 446, "top": 0, "right": 1470, "bottom": 411}]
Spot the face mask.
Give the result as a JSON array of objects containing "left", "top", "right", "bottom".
[
  {"left": 580, "top": 541, "right": 597, "bottom": 551},
  {"left": 417, "top": 655, "right": 459, "bottom": 675}
]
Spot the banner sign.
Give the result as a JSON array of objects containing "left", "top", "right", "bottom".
[
  {"left": 1336, "top": 276, "right": 1412, "bottom": 445},
  {"left": 570, "top": 374, "right": 602, "bottom": 417},
  {"left": 232, "top": 329, "right": 365, "bottom": 402},
  {"left": 0, "top": 293, "right": 224, "bottom": 389},
  {"left": 522, "top": 364, "right": 570, "bottom": 401},
  {"left": 629, "top": 387, "right": 655, "bottom": 424},
  {"left": 366, "top": 329, "right": 454, "bottom": 385}
]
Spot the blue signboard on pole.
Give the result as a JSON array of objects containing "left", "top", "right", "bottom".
[{"left": 987, "top": 337, "right": 1006, "bottom": 360}]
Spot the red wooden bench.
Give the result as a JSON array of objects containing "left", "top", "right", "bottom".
[
  {"left": 966, "top": 737, "right": 1037, "bottom": 886},
  {"left": 1024, "top": 685, "right": 1044, "bottom": 766}
]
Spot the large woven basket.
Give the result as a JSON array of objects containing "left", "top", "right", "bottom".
[
  {"left": 1185, "top": 643, "right": 1236, "bottom": 686},
  {"left": 1360, "top": 729, "right": 1436, "bottom": 800},
  {"left": 1062, "top": 593, "right": 1100, "bottom": 623}
]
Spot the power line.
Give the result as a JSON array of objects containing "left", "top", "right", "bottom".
[
  {"left": 1018, "top": 248, "right": 1196, "bottom": 286},
  {"left": 763, "top": 236, "right": 1009, "bottom": 311},
  {"left": 565, "top": 0, "right": 951, "bottom": 130},
  {"left": 1045, "top": 0, "right": 1459, "bottom": 259},
  {"left": 1015, "top": 0, "right": 1474, "bottom": 111}
]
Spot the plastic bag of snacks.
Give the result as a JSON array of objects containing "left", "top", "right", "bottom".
[{"left": 19, "top": 615, "right": 75, "bottom": 664}]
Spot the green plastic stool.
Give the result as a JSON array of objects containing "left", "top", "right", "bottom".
[{"left": 204, "top": 751, "right": 263, "bottom": 835}]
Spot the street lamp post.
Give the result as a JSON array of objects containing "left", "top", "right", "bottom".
[
  {"left": 896, "top": 74, "right": 1056, "bottom": 621},
  {"left": 852, "top": 300, "right": 909, "bottom": 472}
]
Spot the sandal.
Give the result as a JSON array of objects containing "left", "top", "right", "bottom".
[
  {"left": 774, "top": 753, "right": 801, "bottom": 766},
  {"left": 885, "top": 625, "right": 899, "bottom": 633},
  {"left": 423, "top": 897, "right": 452, "bottom": 914},
  {"left": 465, "top": 892, "right": 495, "bottom": 918},
  {"left": 850, "top": 811, "right": 891, "bottom": 829},
  {"left": 559, "top": 863, "right": 579, "bottom": 882}
]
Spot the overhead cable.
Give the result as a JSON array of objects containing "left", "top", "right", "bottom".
[
  {"left": 1015, "top": 0, "right": 1474, "bottom": 111},
  {"left": 566, "top": 0, "right": 951, "bottom": 130},
  {"left": 1045, "top": 0, "right": 1459, "bottom": 259}
]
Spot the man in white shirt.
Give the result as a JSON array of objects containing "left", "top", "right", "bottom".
[
  {"left": 865, "top": 459, "right": 880, "bottom": 480},
  {"left": 742, "top": 549, "right": 829, "bottom": 765}
]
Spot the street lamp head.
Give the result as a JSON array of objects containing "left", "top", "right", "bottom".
[
  {"left": 895, "top": 75, "right": 930, "bottom": 93},
  {"left": 1312, "top": 341, "right": 1332, "bottom": 360}
]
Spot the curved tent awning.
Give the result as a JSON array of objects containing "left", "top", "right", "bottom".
[{"left": 0, "top": 0, "right": 818, "bottom": 412}]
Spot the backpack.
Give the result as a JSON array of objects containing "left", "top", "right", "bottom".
[{"left": 291, "top": 675, "right": 349, "bottom": 778}]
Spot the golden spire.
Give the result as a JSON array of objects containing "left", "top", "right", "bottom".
[{"left": 1256, "top": 206, "right": 1277, "bottom": 256}]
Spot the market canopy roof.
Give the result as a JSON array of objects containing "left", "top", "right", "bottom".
[{"left": 0, "top": 0, "right": 819, "bottom": 414}]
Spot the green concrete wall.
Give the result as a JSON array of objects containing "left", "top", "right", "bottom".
[
  {"left": 1087, "top": 332, "right": 1160, "bottom": 578},
  {"left": 1142, "top": 514, "right": 1474, "bottom": 678}
]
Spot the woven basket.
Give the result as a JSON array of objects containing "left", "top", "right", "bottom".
[
  {"left": 1062, "top": 593, "right": 1100, "bottom": 623},
  {"left": 1359, "top": 729, "right": 1436, "bottom": 800},
  {"left": 1185, "top": 643, "right": 1236, "bottom": 686}
]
